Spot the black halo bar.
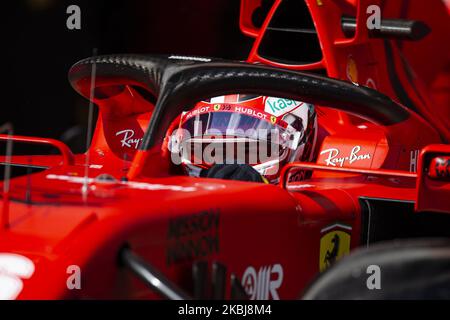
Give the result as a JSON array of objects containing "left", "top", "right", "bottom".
[
  {"left": 69, "top": 54, "right": 412, "bottom": 150},
  {"left": 120, "top": 247, "right": 192, "bottom": 300}
]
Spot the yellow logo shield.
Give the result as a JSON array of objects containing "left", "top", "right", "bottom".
[
  {"left": 270, "top": 116, "right": 277, "bottom": 124},
  {"left": 319, "top": 230, "right": 351, "bottom": 272}
]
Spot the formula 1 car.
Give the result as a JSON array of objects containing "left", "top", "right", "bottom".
[{"left": 0, "top": 0, "right": 449, "bottom": 300}]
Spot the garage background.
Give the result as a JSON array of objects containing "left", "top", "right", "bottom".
[{"left": 1, "top": 0, "right": 253, "bottom": 153}]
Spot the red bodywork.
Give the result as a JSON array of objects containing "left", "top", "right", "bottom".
[{"left": 0, "top": 0, "right": 449, "bottom": 299}]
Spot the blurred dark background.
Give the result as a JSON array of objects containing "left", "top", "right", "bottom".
[{"left": 1, "top": 0, "right": 253, "bottom": 153}]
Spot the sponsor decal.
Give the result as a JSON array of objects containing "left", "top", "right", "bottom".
[
  {"left": 264, "top": 97, "right": 302, "bottom": 117},
  {"left": 166, "top": 209, "right": 220, "bottom": 266},
  {"left": 234, "top": 106, "right": 269, "bottom": 121},
  {"left": 181, "top": 104, "right": 289, "bottom": 129},
  {"left": 319, "top": 223, "right": 352, "bottom": 272},
  {"left": 0, "top": 253, "right": 35, "bottom": 300},
  {"left": 410, "top": 149, "right": 419, "bottom": 173},
  {"left": 241, "top": 264, "right": 283, "bottom": 300},
  {"left": 184, "top": 105, "right": 211, "bottom": 120},
  {"left": 320, "top": 145, "right": 371, "bottom": 167},
  {"left": 287, "top": 169, "right": 309, "bottom": 182},
  {"left": 115, "top": 129, "right": 143, "bottom": 149}
]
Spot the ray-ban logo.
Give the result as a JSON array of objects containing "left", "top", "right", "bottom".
[
  {"left": 116, "top": 129, "right": 143, "bottom": 149},
  {"left": 320, "top": 146, "right": 371, "bottom": 167}
]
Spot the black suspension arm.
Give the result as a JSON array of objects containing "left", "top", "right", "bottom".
[{"left": 120, "top": 247, "right": 191, "bottom": 300}]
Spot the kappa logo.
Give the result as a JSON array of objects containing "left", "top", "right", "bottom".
[
  {"left": 115, "top": 129, "right": 143, "bottom": 149},
  {"left": 241, "top": 264, "right": 283, "bottom": 300},
  {"left": 319, "top": 224, "right": 352, "bottom": 272},
  {"left": 264, "top": 97, "right": 302, "bottom": 117},
  {"left": 0, "top": 253, "right": 35, "bottom": 300},
  {"left": 320, "top": 146, "right": 371, "bottom": 167}
]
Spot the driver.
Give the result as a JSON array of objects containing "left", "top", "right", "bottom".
[{"left": 168, "top": 94, "right": 317, "bottom": 183}]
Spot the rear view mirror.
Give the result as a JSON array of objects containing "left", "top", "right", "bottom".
[
  {"left": 416, "top": 145, "right": 450, "bottom": 213},
  {"left": 427, "top": 156, "right": 450, "bottom": 181}
]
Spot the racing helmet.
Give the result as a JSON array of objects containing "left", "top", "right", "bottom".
[{"left": 168, "top": 94, "right": 317, "bottom": 183}]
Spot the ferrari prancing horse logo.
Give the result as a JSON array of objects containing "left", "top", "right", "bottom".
[{"left": 319, "top": 225, "right": 351, "bottom": 272}]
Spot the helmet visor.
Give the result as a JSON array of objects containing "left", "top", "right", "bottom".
[{"left": 174, "top": 109, "right": 302, "bottom": 168}]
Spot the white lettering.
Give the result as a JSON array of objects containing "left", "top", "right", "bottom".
[
  {"left": 320, "top": 146, "right": 371, "bottom": 167},
  {"left": 115, "top": 129, "right": 143, "bottom": 149},
  {"left": 366, "top": 5, "right": 381, "bottom": 30},
  {"left": 366, "top": 265, "right": 381, "bottom": 290},
  {"left": 242, "top": 264, "right": 283, "bottom": 300},
  {"left": 66, "top": 5, "right": 81, "bottom": 30},
  {"left": 66, "top": 265, "right": 81, "bottom": 290}
]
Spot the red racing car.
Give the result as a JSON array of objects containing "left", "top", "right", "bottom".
[{"left": 0, "top": 0, "right": 449, "bottom": 300}]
